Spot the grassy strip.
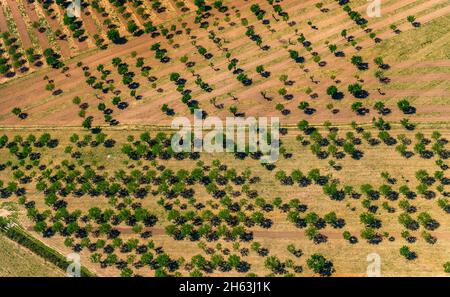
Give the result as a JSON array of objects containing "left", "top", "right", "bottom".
[{"left": 0, "top": 217, "right": 95, "bottom": 277}]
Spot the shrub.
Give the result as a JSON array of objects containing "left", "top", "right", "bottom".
[
  {"left": 444, "top": 262, "right": 450, "bottom": 274},
  {"left": 307, "top": 254, "right": 335, "bottom": 276},
  {"left": 399, "top": 245, "right": 416, "bottom": 260}
]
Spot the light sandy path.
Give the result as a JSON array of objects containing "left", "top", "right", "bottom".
[{"left": 5, "top": 0, "right": 33, "bottom": 49}]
